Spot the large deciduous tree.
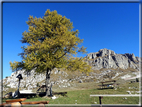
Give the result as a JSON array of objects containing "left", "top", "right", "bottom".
[{"left": 10, "top": 9, "right": 91, "bottom": 96}]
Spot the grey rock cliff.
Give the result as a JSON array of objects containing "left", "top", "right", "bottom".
[
  {"left": 86, "top": 48, "right": 140, "bottom": 71},
  {"left": 86, "top": 48, "right": 116, "bottom": 59}
]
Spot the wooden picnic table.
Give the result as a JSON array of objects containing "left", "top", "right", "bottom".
[
  {"left": 0, "top": 98, "right": 49, "bottom": 107},
  {"left": 98, "top": 80, "right": 118, "bottom": 89}
]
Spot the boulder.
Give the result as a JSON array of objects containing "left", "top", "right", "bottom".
[{"left": 78, "top": 79, "right": 83, "bottom": 83}]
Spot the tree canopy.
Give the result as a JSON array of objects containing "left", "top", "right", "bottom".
[{"left": 10, "top": 9, "right": 92, "bottom": 96}]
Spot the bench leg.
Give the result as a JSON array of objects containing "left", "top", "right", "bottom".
[{"left": 99, "top": 96, "right": 103, "bottom": 107}]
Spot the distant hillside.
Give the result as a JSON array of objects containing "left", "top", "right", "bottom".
[{"left": 1, "top": 48, "right": 141, "bottom": 94}]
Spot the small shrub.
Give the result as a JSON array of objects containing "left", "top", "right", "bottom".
[
  {"left": 37, "top": 83, "right": 40, "bottom": 87},
  {"left": 3, "top": 85, "right": 10, "bottom": 88}
]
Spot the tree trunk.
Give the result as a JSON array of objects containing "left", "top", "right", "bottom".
[{"left": 45, "top": 68, "right": 52, "bottom": 97}]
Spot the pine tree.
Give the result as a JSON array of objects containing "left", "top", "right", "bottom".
[{"left": 10, "top": 9, "right": 92, "bottom": 96}]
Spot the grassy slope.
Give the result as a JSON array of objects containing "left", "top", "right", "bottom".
[
  {"left": 20, "top": 89, "right": 139, "bottom": 104},
  {"left": 2, "top": 81, "right": 140, "bottom": 105}
]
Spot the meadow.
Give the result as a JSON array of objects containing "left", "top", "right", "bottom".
[{"left": 2, "top": 80, "right": 140, "bottom": 106}]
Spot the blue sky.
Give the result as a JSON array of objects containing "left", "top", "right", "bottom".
[{"left": 3, "top": 2, "right": 139, "bottom": 78}]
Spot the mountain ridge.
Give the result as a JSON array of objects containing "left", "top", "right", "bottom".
[
  {"left": 85, "top": 48, "right": 140, "bottom": 71},
  {"left": 1, "top": 48, "right": 141, "bottom": 94}
]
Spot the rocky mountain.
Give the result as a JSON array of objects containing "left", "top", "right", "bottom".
[
  {"left": 1, "top": 48, "right": 141, "bottom": 94},
  {"left": 85, "top": 48, "right": 140, "bottom": 71}
]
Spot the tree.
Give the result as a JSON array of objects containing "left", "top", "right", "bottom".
[{"left": 10, "top": 9, "right": 92, "bottom": 96}]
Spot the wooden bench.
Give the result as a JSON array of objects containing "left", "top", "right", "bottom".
[
  {"left": 90, "top": 94, "right": 139, "bottom": 107},
  {"left": 0, "top": 98, "right": 49, "bottom": 107},
  {"left": 98, "top": 80, "right": 118, "bottom": 89}
]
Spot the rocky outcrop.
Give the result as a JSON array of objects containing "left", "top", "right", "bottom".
[
  {"left": 86, "top": 48, "right": 140, "bottom": 71},
  {"left": 0, "top": 48, "right": 140, "bottom": 94},
  {"left": 112, "top": 54, "right": 129, "bottom": 69},
  {"left": 86, "top": 48, "right": 115, "bottom": 59},
  {"left": 0, "top": 68, "right": 76, "bottom": 93}
]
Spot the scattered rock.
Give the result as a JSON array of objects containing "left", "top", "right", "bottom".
[
  {"left": 3, "top": 92, "right": 12, "bottom": 98},
  {"left": 78, "top": 79, "right": 83, "bottom": 83},
  {"left": 52, "top": 95, "right": 58, "bottom": 99},
  {"left": 126, "top": 91, "right": 131, "bottom": 94}
]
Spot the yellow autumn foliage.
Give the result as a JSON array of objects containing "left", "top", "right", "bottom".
[{"left": 10, "top": 9, "right": 92, "bottom": 75}]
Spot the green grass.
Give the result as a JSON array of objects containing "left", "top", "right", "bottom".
[
  {"left": 2, "top": 81, "right": 140, "bottom": 105},
  {"left": 2, "top": 89, "right": 140, "bottom": 105},
  {"left": 2, "top": 89, "right": 139, "bottom": 105}
]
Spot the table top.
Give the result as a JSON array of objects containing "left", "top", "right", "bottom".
[
  {"left": 6, "top": 98, "right": 27, "bottom": 103},
  {"left": 100, "top": 80, "right": 116, "bottom": 83}
]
